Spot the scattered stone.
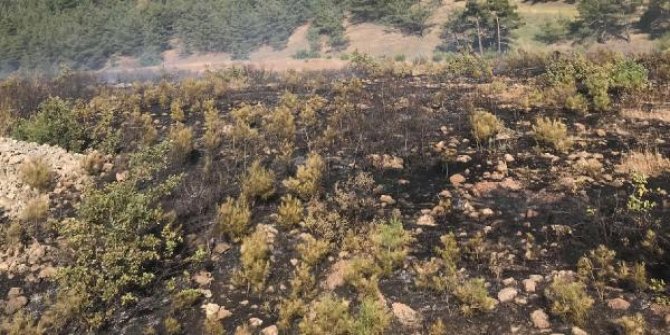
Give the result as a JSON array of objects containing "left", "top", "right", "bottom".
[
  {"left": 392, "top": 302, "right": 422, "bottom": 328},
  {"left": 531, "top": 309, "right": 551, "bottom": 329},
  {"left": 38, "top": 266, "right": 57, "bottom": 279},
  {"left": 202, "top": 303, "right": 232, "bottom": 321},
  {"left": 607, "top": 297, "right": 630, "bottom": 310},
  {"left": 595, "top": 129, "right": 607, "bottom": 137},
  {"left": 416, "top": 214, "right": 436, "bottom": 227},
  {"left": 457, "top": 155, "right": 472, "bottom": 163},
  {"left": 480, "top": 208, "right": 494, "bottom": 218},
  {"left": 261, "top": 325, "right": 279, "bottom": 335},
  {"left": 192, "top": 270, "right": 213, "bottom": 287},
  {"left": 502, "top": 277, "right": 516, "bottom": 286},
  {"left": 522, "top": 279, "right": 537, "bottom": 293},
  {"left": 498, "top": 287, "right": 518, "bottom": 303},
  {"left": 572, "top": 326, "right": 588, "bottom": 335},
  {"left": 322, "top": 260, "right": 349, "bottom": 290},
  {"left": 213, "top": 242, "right": 231, "bottom": 254},
  {"left": 504, "top": 153, "right": 515, "bottom": 163},
  {"left": 4, "top": 288, "right": 28, "bottom": 314},
  {"left": 369, "top": 154, "right": 404, "bottom": 170},
  {"left": 449, "top": 174, "right": 466, "bottom": 185},
  {"left": 249, "top": 317, "right": 263, "bottom": 327},
  {"left": 380, "top": 195, "right": 396, "bottom": 206}
]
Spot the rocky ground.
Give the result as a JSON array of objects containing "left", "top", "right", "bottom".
[{"left": 1, "top": 58, "right": 670, "bottom": 334}]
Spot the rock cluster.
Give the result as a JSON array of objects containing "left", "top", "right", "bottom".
[{"left": 0, "top": 137, "right": 89, "bottom": 219}]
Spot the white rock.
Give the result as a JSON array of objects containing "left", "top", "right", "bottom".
[
  {"left": 531, "top": 309, "right": 551, "bottom": 329},
  {"left": 498, "top": 287, "right": 518, "bottom": 303}
]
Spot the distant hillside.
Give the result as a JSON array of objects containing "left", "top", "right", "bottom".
[{"left": 0, "top": 0, "right": 665, "bottom": 76}]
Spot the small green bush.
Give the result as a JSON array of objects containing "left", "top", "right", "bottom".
[
  {"left": 544, "top": 277, "right": 594, "bottom": 325},
  {"left": 453, "top": 278, "right": 497, "bottom": 315},
  {"left": 615, "top": 313, "right": 646, "bottom": 335},
  {"left": 353, "top": 297, "right": 391, "bottom": 335},
  {"left": 298, "top": 294, "right": 354, "bottom": 335},
  {"left": 532, "top": 117, "right": 572, "bottom": 152},
  {"left": 296, "top": 234, "right": 330, "bottom": 266},
  {"left": 216, "top": 197, "right": 251, "bottom": 241},
  {"left": 168, "top": 123, "right": 193, "bottom": 162},
  {"left": 277, "top": 194, "right": 303, "bottom": 227},
  {"left": 241, "top": 160, "right": 275, "bottom": 201},
  {"left": 370, "top": 217, "right": 414, "bottom": 276},
  {"left": 283, "top": 152, "right": 325, "bottom": 200},
  {"left": 56, "top": 144, "right": 182, "bottom": 325},
  {"left": 469, "top": 110, "right": 501, "bottom": 144},
  {"left": 234, "top": 228, "right": 271, "bottom": 293},
  {"left": 13, "top": 97, "right": 85, "bottom": 152},
  {"left": 20, "top": 157, "right": 53, "bottom": 191}
]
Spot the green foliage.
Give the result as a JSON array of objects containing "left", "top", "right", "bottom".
[
  {"left": 442, "top": 0, "right": 523, "bottom": 53},
  {"left": 453, "top": 278, "right": 497, "bottom": 315},
  {"left": 544, "top": 277, "right": 594, "bottom": 325},
  {"left": 241, "top": 160, "right": 276, "bottom": 201},
  {"left": 616, "top": 313, "right": 646, "bottom": 335},
  {"left": 216, "top": 196, "right": 252, "bottom": 241},
  {"left": 369, "top": 217, "right": 414, "bottom": 276},
  {"left": 277, "top": 194, "right": 303, "bottom": 227},
  {"left": 470, "top": 109, "right": 502, "bottom": 144},
  {"left": 639, "top": 0, "right": 670, "bottom": 38},
  {"left": 352, "top": 297, "right": 392, "bottom": 335},
  {"left": 573, "top": 0, "right": 642, "bottom": 43},
  {"left": 234, "top": 227, "right": 271, "bottom": 293},
  {"left": 298, "top": 294, "right": 354, "bottom": 335},
  {"left": 296, "top": 234, "right": 330, "bottom": 266},
  {"left": 12, "top": 97, "right": 85, "bottom": 151},
  {"left": 534, "top": 17, "right": 571, "bottom": 44},
  {"left": 532, "top": 117, "right": 572, "bottom": 152},
  {"left": 55, "top": 143, "right": 182, "bottom": 325},
  {"left": 283, "top": 152, "right": 325, "bottom": 200}
]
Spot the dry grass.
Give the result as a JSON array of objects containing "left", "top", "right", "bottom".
[
  {"left": 20, "top": 195, "right": 49, "bottom": 223},
  {"left": 20, "top": 157, "right": 53, "bottom": 191},
  {"left": 616, "top": 151, "right": 670, "bottom": 177},
  {"left": 621, "top": 109, "right": 670, "bottom": 123}
]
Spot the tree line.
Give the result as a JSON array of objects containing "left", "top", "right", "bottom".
[{"left": 0, "top": 0, "right": 668, "bottom": 75}]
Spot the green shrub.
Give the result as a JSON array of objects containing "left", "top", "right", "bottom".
[
  {"left": 56, "top": 144, "right": 182, "bottom": 326},
  {"left": 532, "top": 117, "right": 572, "bottom": 152},
  {"left": 13, "top": 97, "right": 85, "bottom": 152},
  {"left": 168, "top": 123, "right": 193, "bottom": 162},
  {"left": 171, "top": 289, "right": 202, "bottom": 310},
  {"left": 370, "top": 217, "right": 414, "bottom": 276},
  {"left": 544, "top": 277, "right": 594, "bottom": 325},
  {"left": 296, "top": 234, "right": 330, "bottom": 266},
  {"left": 534, "top": 17, "right": 571, "bottom": 44},
  {"left": 277, "top": 194, "right": 303, "bottom": 227},
  {"left": 453, "top": 278, "right": 497, "bottom": 315},
  {"left": 298, "top": 294, "right": 354, "bottom": 335},
  {"left": 241, "top": 160, "right": 275, "bottom": 201},
  {"left": 216, "top": 197, "right": 251, "bottom": 241},
  {"left": 20, "top": 157, "right": 53, "bottom": 191},
  {"left": 470, "top": 110, "right": 502, "bottom": 144},
  {"left": 283, "top": 152, "right": 325, "bottom": 200},
  {"left": 611, "top": 58, "right": 649, "bottom": 93},
  {"left": 615, "top": 313, "right": 646, "bottom": 335},
  {"left": 234, "top": 228, "right": 271, "bottom": 293},
  {"left": 565, "top": 94, "right": 589, "bottom": 114},
  {"left": 353, "top": 297, "right": 391, "bottom": 335}
]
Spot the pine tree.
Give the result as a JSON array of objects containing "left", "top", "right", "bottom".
[
  {"left": 572, "top": 0, "right": 642, "bottom": 43},
  {"left": 442, "top": 0, "right": 523, "bottom": 54}
]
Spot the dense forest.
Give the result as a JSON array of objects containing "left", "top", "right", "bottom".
[{"left": 0, "top": 0, "right": 435, "bottom": 75}]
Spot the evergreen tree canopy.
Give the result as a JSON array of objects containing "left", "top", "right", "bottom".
[{"left": 442, "top": 0, "right": 523, "bottom": 54}]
